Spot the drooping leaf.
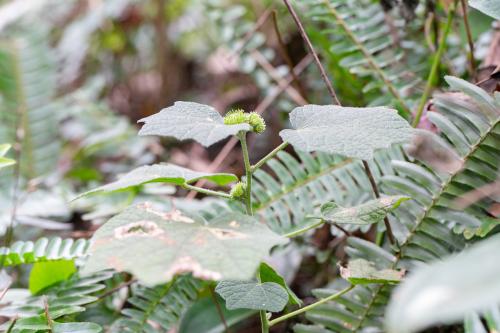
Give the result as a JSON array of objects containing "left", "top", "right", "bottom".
[
  {"left": 83, "top": 205, "right": 287, "bottom": 286},
  {"left": 215, "top": 280, "right": 289, "bottom": 312},
  {"left": 0, "top": 144, "right": 15, "bottom": 169},
  {"left": 138, "top": 101, "right": 251, "bottom": 147},
  {"left": 76, "top": 164, "right": 237, "bottom": 198},
  {"left": 259, "top": 262, "right": 302, "bottom": 305},
  {"left": 53, "top": 322, "right": 102, "bottom": 333},
  {"left": 279, "top": 105, "right": 413, "bottom": 160},
  {"left": 386, "top": 234, "right": 500, "bottom": 333},
  {"left": 340, "top": 259, "right": 404, "bottom": 285},
  {"left": 29, "top": 260, "right": 76, "bottom": 294},
  {"left": 469, "top": 0, "right": 500, "bottom": 19},
  {"left": 320, "top": 196, "right": 409, "bottom": 225}
]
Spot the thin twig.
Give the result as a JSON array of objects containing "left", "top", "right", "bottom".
[
  {"left": 282, "top": 0, "right": 341, "bottom": 105},
  {"left": 97, "top": 279, "right": 136, "bottom": 300},
  {"left": 363, "top": 160, "right": 395, "bottom": 245},
  {"left": 231, "top": 7, "right": 273, "bottom": 57},
  {"left": 186, "top": 54, "right": 313, "bottom": 199},
  {"left": 271, "top": 10, "right": 308, "bottom": 100},
  {"left": 44, "top": 297, "right": 53, "bottom": 332},
  {"left": 460, "top": 0, "right": 475, "bottom": 76},
  {"left": 183, "top": 184, "right": 232, "bottom": 199},
  {"left": 284, "top": 0, "right": 396, "bottom": 244},
  {"left": 239, "top": 133, "right": 253, "bottom": 215},
  {"left": 250, "top": 50, "right": 307, "bottom": 105},
  {"left": 210, "top": 287, "right": 231, "bottom": 333}
]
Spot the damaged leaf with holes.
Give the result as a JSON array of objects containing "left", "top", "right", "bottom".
[{"left": 82, "top": 204, "right": 288, "bottom": 286}]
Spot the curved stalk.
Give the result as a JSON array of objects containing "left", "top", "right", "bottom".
[{"left": 239, "top": 133, "right": 253, "bottom": 215}]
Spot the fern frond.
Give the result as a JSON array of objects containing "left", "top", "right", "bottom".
[
  {"left": 251, "top": 148, "right": 406, "bottom": 235},
  {"left": 0, "top": 237, "right": 89, "bottom": 266},
  {"left": 0, "top": 271, "right": 113, "bottom": 332},
  {"left": 305, "top": 0, "right": 426, "bottom": 114},
  {"left": 109, "top": 275, "right": 203, "bottom": 333},
  {"left": 296, "top": 78, "right": 500, "bottom": 332},
  {"left": 0, "top": 29, "right": 60, "bottom": 178}
]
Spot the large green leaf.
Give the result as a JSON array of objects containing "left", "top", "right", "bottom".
[
  {"left": 215, "top": 280, "right": 289, "bottom": 312},
  {"left": 386, "top": 234, "right": 500, "bottom": 333},
  {"left": 29, "top": 260, "right": 76, "bottom": 294},
  {"left": 340, "top": 259, "right": 404, "bottom": 285},
  {"left": 320, "top": 196, "right": 409, "bottom": 225},
  {"left": 76, "top": 164, "right": 237, "bottom": 198},
  {"left": 279, "top": 105, "right": 413, "bottom": 160},
  {"left": 83, "top": 205, "right": 287, "bottom": 285},
  {"left": 469, "top": 0, "right": 500, "bottom": 19},
  {"left": 138, "top": 102, "right": 251, "bottom": 147}
]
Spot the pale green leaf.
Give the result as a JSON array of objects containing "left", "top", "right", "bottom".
[
  {"left": 29, "top": 260, "right": 76, "bottom": 294},
  {"left": 386, "top": 234, "right": 500, "bottom": 333},
  {"left": 138, "top": 101, "right": 251, "bottom": 147},
  {"left": 469, "top": 0, "right": 500, "bottom": 19},
  {"left": 279, "top": 105, "right": 413, "bottom": 160},
  {"left": 83, "top": 205, "right": 287, "bottom": 286},
  {"left": 0, "top": 144, "right": 15, "bottom": 169},
  {"left": 320, "top": 196, "right": 409, "bottom": 225},
  {"left": 340, "top": 259, "right": 404, "bottom": 285},
  {"left": 76, "top": 164, "right": 237, "bottom": 198},
  {"left": 53, "top": 322, "right": 102, "bottom": 333},
  {"left": 259, "top": 262, "right": 302, "bottom": 305},
  {"left": 215, "top": 280, "right": 289, "bottom": 312}
]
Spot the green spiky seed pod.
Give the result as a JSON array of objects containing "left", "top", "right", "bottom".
[
  {"left": 223, "top": 109, "right": 247, "bottom": 125},
  {"left": 230, "top": 182, "right": 246, "bottom": 198},
  {"left": 247, "top": 112, "right": 266, "bottom": 133}
]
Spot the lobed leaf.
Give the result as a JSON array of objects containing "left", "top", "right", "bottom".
[
  {"left": 279, "top": 105, "right": 413, "bottom": 160},
  {"left": 76, "top": 164, "right": 237, "bottom": 199},
  {"left": 340, "top": 259, "right": 404, "bottom": 285},
  {"left": 215, "top": 280, "right": 289, "bottom": 312},
  {"left": 320, "top": 196, "right": 409, "bottom": 225},
  {"left": 138, "top": 101, "right": 251, "bottom": 147},
  {"left": 83, "top": 204, "right": 288, "bottom": 285}
]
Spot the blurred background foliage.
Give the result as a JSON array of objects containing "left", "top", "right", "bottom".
[{"left": 0, "top": 0, "right": 497, "bottom": 332}]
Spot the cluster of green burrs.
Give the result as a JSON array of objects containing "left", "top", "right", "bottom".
[{"left": 223, "top": 109, "right": 266, "bottom": 134}]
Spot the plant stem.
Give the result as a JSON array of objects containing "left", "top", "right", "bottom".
[
  {"left": 260, "top": 310, "right": 270, "bottom": 333},
  {"left": 183, "top": 184, "right": 232, "bottom": 199},
  {"left": 210, "top": 287, "right": 231, "bottom": 333},
  {"left": 251, "top": 142, "right": 289, "bottom": 172},
  {"left": 412, "top": 0, "right": 457, "bottom": 127},
  {"left": 282, "top": 0, "right": 341, "bottom": 105},
  {"left": 283, "top": 218, "right": 325, "bottom": 238},
  {"left": 460, "top": 0, "right": 475, "bottom": 76},
  {"left": 268, "top": 284, "right": 355, "bottom": 327},
  {"left": 362, "top": 160, "right": 395, "bottom": 245},
  {"left": 239, "top": 133, "right": 253, "bottom": 215}
]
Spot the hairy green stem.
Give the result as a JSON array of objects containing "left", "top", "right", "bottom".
[
  {"left": 260, "top": 310, "right": 270, "bottom": 333},
  {"left": 268, "top": 284, "right": 355, "bottom": 327},
  {"left": 412, "top": 0, "right": 457, "bottom": 127},
  {"left": 283, "top": 218, "right": 325, "bottom": 238},
  {"left": 251, "top": 142, "right": 289, "bottom": 172},
  {"left": 239, "top": 133, "right": 253, "bottom": 215},
  {"left": 183, "top": 184, "right": 232, "bottom": 199}
]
